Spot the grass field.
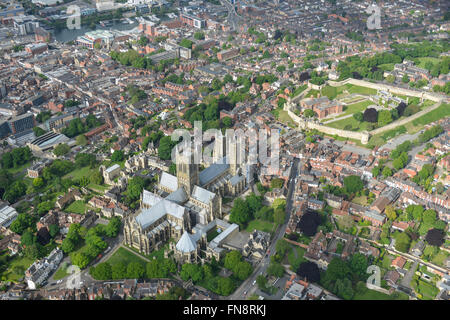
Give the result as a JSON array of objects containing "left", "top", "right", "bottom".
[
  {"left": 321, "top": 85, "right": 352, "bottom": 100},
  {"left": 381, "top": 254, "right": 393, "bottom": 270},
  {"left": 431, "top": 250, "right": 449, "bottom": 267},
  {"left": 347, "top": 85, "right": 377, "bottom": 96},
  {"left": 207, "top": 228, "right": 220, "bottom": 242},
  {"left": 106, "top": 247, "right": 147, "bottom": 266},
  {"left": 65, "top": 200, "right": 90, "bottom": 214},
  {"left": 412, "top": 103, "right": 450, "bottom": 126},
  {"left": 415, "top": 57, "right": 441, "bottom": 69},
  {"left": 353, "top": 288, "right": 409, "bottom": 300},
  {"left": 342, "top": 100, "right": 373, "bottom": 116},
  {"left": 87, "top": 183, "right": 111, "bottom": 193},
  {"left": 287, "top": 246, "right": 307, "bottom": 271},
  {"left": 326, "top": 116, "right": 369, "bottom": 131},
  {"left": 378, "top": 63, "right": 395, "bottom": 71},
  {"left": 63, "top": 166, "right": 96, "bottom": 180},
  {"left": 6, "top": 161, "right": 32, "bottom": 176},
  {"left": 415, "top": 280, "right": 439, "bottom": 300},
  {"left": 53, "top": 263, "right": 69, "bottom": 280},
  {"left": 2, "top": 255, "right": 34, "bottom": 282},
  {"left": 276, "top": 109, "right": 297, "bottom": 127},
  {"left": 245, "top": 219, "right": 275, "bottom": 233},
  {"left": 352, "top": 195, "right": 368, "bottom": 206}
]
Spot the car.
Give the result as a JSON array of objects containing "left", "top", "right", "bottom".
[
  {"left": 57, "top": 280, "right": 63, "bottom": 284},
  {"left": 252, "top": 280, "right": 256, "bottom": 285},
  {"left": 243, "top": 291, "right": 247, "bottom": 295}
]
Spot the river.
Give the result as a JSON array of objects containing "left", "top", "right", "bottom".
[{"left": 52, "top": 20, "right": 139, "bottom": 42}]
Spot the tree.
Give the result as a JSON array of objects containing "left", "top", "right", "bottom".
[
  {"left": 402, "top": 74, "right": 409, "bottom": 83},
  {"left": 229, "top": 198, "right": 251, "bottom": 227},
  {"left": 422, "top": 209, "right": 436, "bottom": 225},
  {"left": 304, "top": 109, "right": 316, "bottom": 118},
  {"left": 298, "top": 210, "right": 321, "bottom": 236},
  {"left": 224, "top": 250, "right": 242, "bottom": 271},
  {"left": 270, "top": 178, "right": 284, "bottom": 189},
  {"left": 385, "top": 205, "right": 397, "bottom": 221},
  {"left": 76, "top": 135, "right": 88, "bottom": 146},
  {"left": 3, "top": 180, "right": 27, "bottom": 203},
  {"left": 90, "top": 263, "right": 112, "bottom": 280},
  {"left": 217, "top": 277, "right": 234, "bottom": 296},
  {"left": 353, "top": 112, "right": 363, "bottom": 122},
  {"left": 158, "top": 136, "right": 175, "bottom": 160},
  {"left": 377, "top": 109, "right": 392, "bottom": 127},
  {"left": 24, "top": 243, "right": 44, "bottom": 260},
  {"left": 406, "top": 205, "right": 424, "bottom": 221},
  {"left": 297, "top": 261, "right": 320, "bottom": 283},
  {"left": 372, "top": 166, "right": 382, "bottom": 178},
  {"left": 75, "top": 153, "right": 97, "bottom": 168},
  {"left": 275, "top": 239, "right": 290, "bottom": 257},
  {"left": 112, "top": 262, "right": 127, "bottom": 280},
  {"left": 10, "top": 213, "right": 35, "bottom": 235},
  {"left": 267, "top": 261, "right": 285, "bottom": 278},
  {"left": 125, "top": 176, "right": 145, "bottom": 205},
  {"left": 105, "top": 217, "right": 121, "bottom": 237},
  {"left": 70, "top": 252, "right": 90, "bottom": 269},
  {"left": 49, "top": 224, "right": 59, "bottom": 238},
  {"left": 425, "top": 228, "right": 445, "bottom": 247},
  {"left": 274, "top": 208, "right": 285, "bottom": 225},
  {"left": 179, "top": 38, "right": 193, "bottom": 49},
  {"left": 335, "top": 278, "right": 354, "bottom": 300},
  {"left": 382, "top": 166, "right": 393, "bottom": 178},
  {"left": 21, "top": 230, "right": 36, "bottom": 247},
  {"left": 90, "top": 171, "right": 103, "bottom": 185},
  {"left": 343, "top": 175, "right": 364, "bottom": 194},
  {"left": 32, "top": 177, "right": 44, "bottom": 189},
  {"left": 111, "top": 150, "right": 124, "bottom": 162},
  {"left": 53, "top": 143, "right": 71, "bottom": 156},
  {"left": 61, "top": 238, "right": 75, "bottom": 253},
  {"left": 126, "top": 262, "right": 145, "bottom": 279},
  {"left": 349, "top": 253, "right": 368, "bottom": 279},
  {"left": 234, "top": 261, "right": 253, "bottom": 280},
  {"left": 363, "top": 108, "right": 378, "bottom": 123},
  {"left": 256, "top": 275, "right": 268, "bottom": 291},
  {"left": 194, "top": 31, "right": 205, "bottom": 40},
  {"left": 138, "top": 35, "right": 149, "bottom": 46},
  {"left": 321, "top": 258, "right": 351, "bottom": 290},
  {"left": 222, "top": 116, "right": 233, "bottom": 128},
  {"left": 33, "top": 127, "right": 46, "bottom": 137},
  {"left": 246, "top": 193, "right": 263, "bottom": 214},
  {"left": 394, "top": 231, "right": 411, "bottom": 253}
]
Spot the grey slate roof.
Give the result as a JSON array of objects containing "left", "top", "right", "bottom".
[
  {"left": 199, "top": 162, "right": 229, "bottom": 186},
  {"left": 176, "top": 231, "right": 198, "bottom": 253},
  {"left": 165, "top": 187, "right": 188, "bottom": 205},
  {"left": 191, "top": 186, "right": 215, "bottom": 204},
  {"left": 135, "top": 199, "right": 185, "bottom": 230},
  {"left": 160, "top": 172, "right": 178, "bottom": 192}
]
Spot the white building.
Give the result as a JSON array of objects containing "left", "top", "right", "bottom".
[
  {"left": 0, "top": 202, "right": 18, "bottom": 228},
  {"left": 25, "top": 248, "right": 63, "bottom": 289}
]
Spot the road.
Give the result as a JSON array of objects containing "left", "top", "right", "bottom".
[
  {"left": 45, "top": 223, "right": 124, "bottom": 290},
  {"left": 228, "top": 158, "right": 300, "bottom": 300},
  {"left": 220, "top": 0, "right": 240, "bottom": 31}
]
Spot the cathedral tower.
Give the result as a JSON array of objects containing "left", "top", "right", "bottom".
[{"left": 176, "top": 146, "right": 199, "bottom": 195}]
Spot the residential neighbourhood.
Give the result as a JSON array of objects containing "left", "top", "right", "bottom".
[{"left": 0, "top": 0, "right": 448, "bottom": 304}]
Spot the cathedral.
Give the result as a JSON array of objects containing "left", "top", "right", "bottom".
[{"left": 123, "top": 139, "right": 248, "bottom": 259}]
